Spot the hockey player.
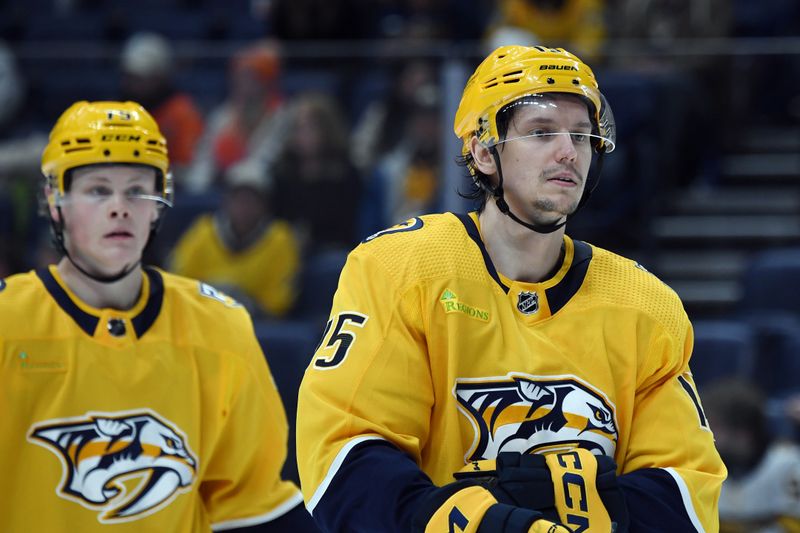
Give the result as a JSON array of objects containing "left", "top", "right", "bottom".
[
  {"left": 0, "top": 101, "right": 319, "bottom": 532},
  {"left": 296, "top": 46, "right": 726, "bottom": 532}
]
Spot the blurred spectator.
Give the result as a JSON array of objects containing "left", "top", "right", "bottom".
[
  {"left": 271, "top": 92, "right": 362, "bottom": 249},
  {"left": 607, "top": 0, "right": 733, "bottom": 188},
  {"left": 485, "top": 0, "right": 607, "bottom": 60},
  {"left": 169, "top": 161, "right": 301, "bottom": 319},
  {"left": 267, "top": 0, "right": 370, "bottom": 40},
  {"left": 612, "top": 0, "right": 731, "bottom": 43},
  {"left": 120, "top": 33, "right": 204, "bottom": 182},
  {"left": 351, "top": 59, "right": 438, "bottom": 173},
  {"left": 0, "top": 41, "right": 47, "bottom": 176},
  {"left": 185, "top": 40, "right": 288, "bottom": 193},
  {"left": 703, "top": 379, "right": 800, "bottom": 533},
  {"left": 0, "top": 41, "right": 48, "bottom": 273},
  {"left": 359, "top": 80, "right": 441, "bottom": 236}
]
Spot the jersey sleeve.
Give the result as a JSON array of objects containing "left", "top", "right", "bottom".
[
  {"left": 296, "top": 247, "right": 439, "bottom": 531},
  {"left": 200, "top": 312, "right": 308, "bottom": 531},
  {"left": 619, "top": 319, "right": 727, "bottom": 532}
]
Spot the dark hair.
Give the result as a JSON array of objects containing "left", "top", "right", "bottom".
[{"left": 456, "top": 104, "right": 516, "bottom": 211}]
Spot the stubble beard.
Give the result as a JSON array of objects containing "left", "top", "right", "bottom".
[{"left": 528, "top": 194, "right": 580, "bottom": 226}]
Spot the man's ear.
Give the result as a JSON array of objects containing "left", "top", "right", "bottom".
[{"left": 469, "top": 137, "right": 497, "bottom": 176}]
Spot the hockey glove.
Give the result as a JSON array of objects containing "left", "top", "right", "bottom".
[
  {"left": 411, "top": 479, "right": 571, "bottom": 533},
  {"left": 455, "top": 449, "right": 630, "bottom": 533}
]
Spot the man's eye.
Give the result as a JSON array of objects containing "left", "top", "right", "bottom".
[{"left": 89, "top": 186, "right": 112, "bottom": 196}]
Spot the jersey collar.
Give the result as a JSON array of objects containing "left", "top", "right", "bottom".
[
  {"left": 36, "top": 265, "right": 165, "bottom": 339},
  {"left": 455, "top": 211, "right": 592, "bottom": 316}
]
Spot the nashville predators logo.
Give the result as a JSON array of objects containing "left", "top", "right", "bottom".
[
  {"left": 454, "top": 374, "right": 618, "bottom": 462},
  {"left": 28, "top": 410, "right": 197, "bottom": 524}
]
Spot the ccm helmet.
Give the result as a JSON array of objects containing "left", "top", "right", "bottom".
[
  {"left": 454, "top": 45, "right": 615, "bottom": 158},
  {"left": 41, "top": 101, "right": 173, "bottom": 283},
  {"left": 41, "top": 100, "right": 172, "bottom": 208}
]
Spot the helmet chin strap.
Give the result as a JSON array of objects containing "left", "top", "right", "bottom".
[
  {"left": 485, "top": 146, "right": 605, "bottom": 234},
  {"left": 50, "top": 206, "right": 141, "bottom": 284}
]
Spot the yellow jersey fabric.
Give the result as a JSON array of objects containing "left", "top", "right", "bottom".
[
  {"left": 0, "top": 266, "right": 302, "bottom": 532},
  {"left": 297, "top": 212, "right": 726, "bottom": 532},
  {"left": 496, "top": 0, "right": 606, "bottom": 59},
  {"left": 170, "top": 214, "right": 300, "bottom": 317}
]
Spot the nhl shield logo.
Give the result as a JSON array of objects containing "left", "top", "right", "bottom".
[{"left": 517, "top": 291, "right": 539, "bottom": 315}]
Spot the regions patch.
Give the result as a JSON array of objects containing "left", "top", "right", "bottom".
[{"left": 440, "top": 288, "right": 490, "bottom": 322}]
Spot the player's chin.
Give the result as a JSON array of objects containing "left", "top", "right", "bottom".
[
  {"left": 96, "top": 248, "right": 142, "bottom": 269},
  {"left": 532, "top": 199, "right": 579, "bottom": 222}
]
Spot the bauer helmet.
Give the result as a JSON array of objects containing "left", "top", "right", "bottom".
[{"left": 454, "top": 45, "right": 616, "bottom": 159}]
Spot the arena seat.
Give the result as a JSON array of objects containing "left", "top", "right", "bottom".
[
  {"left": 740, "top": 247, "right": 800, "bottom": 317},
  {"left": 691, "top": 319, "right": 756, "bottom": 390}
]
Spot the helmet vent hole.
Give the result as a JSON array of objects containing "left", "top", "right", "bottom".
[
  {"left": 133, "top": 150, "right": 140, "bottom": 157},
  {"left": 60, "top": 140, "right": 70, "bottom": 146},
  {"left": 146, "top": 139, "right": 158, "bottom": 145},
  {"left": 103, "top": 149, "right": 111, "bottom": 157},
  {"left": 76, "top": 138, "right": 90, "bottom": 144},
  {"left": 484, "top": 82, "right": 499, "bottom": 88},
  {"left": 504, "top": 79, "right": 520, "bottom": 84},
  {"left": 546, "top": 77, "right": 555, "bottom": 84},
  {"left": 502, "top": 70, "right": 523, "bottom": 78},
  {"left": 572, "top": 78, "right": 580, "bottom": 85}
]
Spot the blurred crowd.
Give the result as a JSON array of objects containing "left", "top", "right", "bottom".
[{"left": 1, "top": 2, "right": 800, "bottom": 528}]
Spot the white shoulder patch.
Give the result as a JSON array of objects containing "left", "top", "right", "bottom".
[{"left": 198, "top": 282, "right": 241, "bottom": 308}]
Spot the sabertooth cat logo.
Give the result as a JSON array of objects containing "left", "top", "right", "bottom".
[
  {"left": 28, "top": 410, "right": 197, "bottom": 524},
  {"left": 454, "top": 374, "right": 618, "bottom": 462}
]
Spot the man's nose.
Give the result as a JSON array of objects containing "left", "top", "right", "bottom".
[
  {"left": 107, "top": 192, "right": 131, "bottom": 218},
  {"left": 554, "top": 133, "right": 578, "bottom": 162}
]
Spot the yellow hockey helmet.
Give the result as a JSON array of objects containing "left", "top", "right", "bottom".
[
  {"left": 41, "top": 100, "right": 172, "bottom": 207},
  {"left": 454, "top": 45, "right": 616, "bottom": 156}
]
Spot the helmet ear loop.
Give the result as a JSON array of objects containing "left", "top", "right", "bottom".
[
  {"left": 48, "top": 204, "right": 68, "bottom": 257},
  {"left": 571, "top": 145, "right": 606, "bottom": 215},
  {"left": 488, "top": 146, "right": 510, "bottom": 215}
]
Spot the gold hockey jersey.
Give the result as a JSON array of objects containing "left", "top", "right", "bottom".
[
  {"left": 0, "top": 266, "right": 302, "bottom": 532},
  {"left": 170, "top": 214, "right": 300, "bottom": 318},
  {"left": 297, "top": 212, "right": 726, "bottom": 532}
]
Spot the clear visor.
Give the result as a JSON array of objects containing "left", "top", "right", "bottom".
[
  {"left": 493, "top": 93, "right": 616, "bottom": 153},
  {"left": 57, "top": 188, "right": 173, "bottom": 208}
]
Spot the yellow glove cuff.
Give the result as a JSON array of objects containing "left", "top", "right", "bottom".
[
  {"left": 545, "top": 448, "right": 613, "bottom": 533},
  {"left": 425, "top": 485, "right": 498, "bottom": 533}
]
